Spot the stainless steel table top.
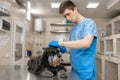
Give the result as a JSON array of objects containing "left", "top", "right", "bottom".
[{"left": 0, "top": 65, "right": 80, "bottom": 80}]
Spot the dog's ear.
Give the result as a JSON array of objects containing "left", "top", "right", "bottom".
[{"left": 42, "top": 47, "right": 50, "bottom": 61}]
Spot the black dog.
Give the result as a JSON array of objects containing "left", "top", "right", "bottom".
[{"left": 27, "top": 47, "right": 67, "bottom": 78}]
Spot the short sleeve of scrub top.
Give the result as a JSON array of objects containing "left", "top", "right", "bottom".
[{"left": 83, "top": 19, "right": 97, "bottom": 38}]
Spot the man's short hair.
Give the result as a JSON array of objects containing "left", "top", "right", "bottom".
[{"left": 59, "top": 1, "right": 76, "bottom": 14}]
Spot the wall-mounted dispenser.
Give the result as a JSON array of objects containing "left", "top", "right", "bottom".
[{"left": 34, "top": 18, "right": 44, "bottom": 32}]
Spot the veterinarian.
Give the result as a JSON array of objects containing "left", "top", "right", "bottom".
[{"left": 48, "top": 1, "right": 97, "bottom": 80}]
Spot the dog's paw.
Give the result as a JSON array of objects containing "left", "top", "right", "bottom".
[
  {"left": 59, "top": 70, "right": 67, "bottom": 78},
  {"left": 41, "top": 70, "right": 54, "bottom": 78}
]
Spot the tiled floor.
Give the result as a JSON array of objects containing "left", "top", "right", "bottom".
[{"left": 0, "top": 64, "right": 80, "bottom": 80}]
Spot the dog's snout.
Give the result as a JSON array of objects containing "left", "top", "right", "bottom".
[{"left": 48, "top": 55, "right": 62, "bottom": 67}]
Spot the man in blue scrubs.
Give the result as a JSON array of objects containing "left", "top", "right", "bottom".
[{"left": 48, "top": 1, "right": 97, "bottom": 80}]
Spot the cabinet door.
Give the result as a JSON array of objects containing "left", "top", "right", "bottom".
[
  {"left": 15, "top": 25, "right": 23, "bottom": 61},
  {"left": 11, "top": 17, "right": 25, "bottom": 65}
]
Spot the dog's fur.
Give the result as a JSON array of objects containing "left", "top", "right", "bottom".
[{"left": 27, "top": 47, "right": 67, "bottom": 78}]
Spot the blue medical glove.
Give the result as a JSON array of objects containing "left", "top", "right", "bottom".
[
  {"left": 48, "top": 40, "right": 67, "bottom": 54},
  {"left": 59, "top": 46, "right": 67, "bottom": 54},
  {"left": 48, "top": 40, "right": 60, "bottom": 48}
]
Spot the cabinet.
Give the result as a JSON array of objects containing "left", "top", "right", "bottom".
[
  {"left": 50, "top": 23, "right": 74, "bottom": 41},
  {"left": 96, "top": 54, "right": 120, "bottom": 80},
  {"left": 99, "top": 15, "right": 120, "bottom": 57},
  {"left": 97, "top": 15, "right": 120, "bottom": 80},
  {"left": 50, "top": 23, "right": 74, "bottom": 33}
]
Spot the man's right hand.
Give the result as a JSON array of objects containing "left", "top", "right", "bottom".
[
  {"left": 48, "top": 40, "right": 60, "bottom": 48},
  {"left": 59, "top": 46, "right": 67, "bottom": 53},
  {"left": 48, "top": 40, "right": 67, "bottom": 54}
]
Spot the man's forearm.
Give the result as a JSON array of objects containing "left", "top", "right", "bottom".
[{"left": 59, "top": 35, "right": 94, "bottom": 48}]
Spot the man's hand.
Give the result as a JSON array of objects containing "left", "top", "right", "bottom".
[
  {"left": 59, "top": 46, "right": 67, "bottom": 53},
  {"left": 48, "top": 40, "right": 60, "bottom": 47},
  {"left": 48, "top": 40, "right": 67, "bottom": 54}
]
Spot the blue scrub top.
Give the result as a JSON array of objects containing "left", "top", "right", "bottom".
[{"left": 69, "top": 18, "right": 97, "bottom": 73}]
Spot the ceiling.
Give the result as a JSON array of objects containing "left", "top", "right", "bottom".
[{"left": 15, "top": 0, "right": 120, "bottom": 18}]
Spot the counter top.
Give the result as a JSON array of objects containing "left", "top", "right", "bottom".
[{"left": 0, "top": 65, "right": 80, "bottom": 80}]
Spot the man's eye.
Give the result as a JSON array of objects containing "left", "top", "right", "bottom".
[
  {"left": 67, "top": 13, "right": 71, "bottom": 16},
  {"left": 64, "top": 13, "right": 69, "bottom": 17},
  {"left": 66, "top": 14, "right": 69, "bottom": 17},
  {"left": 68, "top": 14, "right": 70, "bottom": 16}
]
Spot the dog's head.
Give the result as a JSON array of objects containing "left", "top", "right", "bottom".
[{"left": 42, "top": 47, "right": 63, "bottom": 67}]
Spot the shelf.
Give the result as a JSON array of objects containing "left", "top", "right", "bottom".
[
  {"left": 50, "top": 23, "right": 73, "bottom": 34},
  {"left": 50, "top": 23, "right": 74, "bottom": 26},
  {"left": 50, "top": 30, "right": 70, "bottom": 33}
]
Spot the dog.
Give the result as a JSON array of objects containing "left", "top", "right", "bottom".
[{"left": 27, "top": 47, "right": 67, "bottom": 78}]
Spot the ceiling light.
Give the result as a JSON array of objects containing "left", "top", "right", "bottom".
[
  {"left": 51, "top": 3, "right": 60, "bottom": 8},
  {"left": 87, "top": 2, "right": 100, "bottom": 8},
  {"left": 27, "top": 1, "right": 31, "bottom": 10},
  {"left": 26, "top": 11, "right": 31, "bottom": 21}
]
